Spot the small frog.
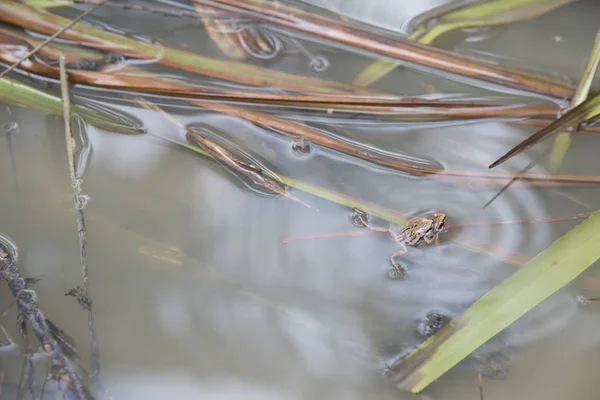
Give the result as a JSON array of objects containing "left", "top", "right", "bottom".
[
  {"left": 357, "top": 213, "right": 447, "bottom": 278},
  {"left": 418, "top": 311, "right": 451, "bottom": 338}
]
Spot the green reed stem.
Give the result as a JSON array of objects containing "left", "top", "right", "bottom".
[
  {"left": 353, "top": 0, "right": 577, "bottom": 87},
  {"left": 549, "top": 29, "right": 600, "bottom": 171},
  {"left": 0, "top": 76, "right": 143, "bottom": 134}
]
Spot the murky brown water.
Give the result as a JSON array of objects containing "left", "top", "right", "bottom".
[{"left": 1, "top": 0, "right": 600, "bottom": 399}]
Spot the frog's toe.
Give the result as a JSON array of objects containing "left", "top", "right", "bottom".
[{"left": 387, "top": 267, "right": 406, "bottom": 280}]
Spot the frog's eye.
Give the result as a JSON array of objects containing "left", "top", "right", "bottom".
[{"left": 434, "top": 215, "right": 446, "bottom": 230}]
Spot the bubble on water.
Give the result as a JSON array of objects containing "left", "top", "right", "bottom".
[
  {"left": 75, "top": 194, "right": 90, "bottom": 210},
  {"left": 309, "top": 55, "right": 329, "bottom": 72},
  {"left": 575, "top": 295, "right": 591, "bottom": 305},
  {"left": 291, "top": 139, "right": 310, "bottom": 154},
  {"left": 3, "top": 122, "right": 18, "bottom": 134},
  {"left": 349, "top": 208, "right": 370, "bottom": 227},
  {"left": 238, "top": 27, "right": 284, "bottom": 61},
  {"left": 0, "top": 234, "right": 18, "bottom": 264}
]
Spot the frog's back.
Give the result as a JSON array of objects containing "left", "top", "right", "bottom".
[{"left": 396, "top": 219, "right": 433, "bottom": 246}]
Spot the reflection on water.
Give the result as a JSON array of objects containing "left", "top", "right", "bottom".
[{"left": 1, "top": 1, "right": 600, "bottom": 399}]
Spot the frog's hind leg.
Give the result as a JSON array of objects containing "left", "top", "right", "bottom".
[
  {"left": 388, "top": 243, "right": 408, "bottom": 280},
  {"left": 357, "top": 214, "right": 389, "bottom": 233}
]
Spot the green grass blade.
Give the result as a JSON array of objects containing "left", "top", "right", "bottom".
[
  {"left": 352, "top": 30, "right": 423, "bottom": 87},
  {"left": 435, "top": 0, "right": 574, "bottom": 22},
  {"left": 151, "top": 134, "right": 411, "bottom": 225},
  {"left": 549, "top": 29, "right": 600, "bottom": 171},
  {"left": 0, "top": 77, "right": 144, "bottom": 134},
  {"left": 353, "top": 0, "right": 576, "bottom": 87},
  {"left": 22, "top": 0, "right": 71, "bottom": 8},
  {"left": 392, "top": 209, "right": 600, "bottom": 393}
]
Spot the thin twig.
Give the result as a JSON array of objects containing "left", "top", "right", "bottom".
[
  {"left": 40, "top": 360, "right": 49, "bottom": 400},
  {"left": 16, "top": 353, "right": 28, "bottom": 400},
  {"left": 59, "top": 54, "right": 99, "bottom": 380},
  {"left": 477, "top": 371, "right": 484, "bottom": 400},
  {"left": 482, "top": 159, "right": 536, "bottom": 208},
  {"left": 511, "top": 118, "right": 600, "bottom": 133},
  {"left": 0, "top": 0, "right": 108, "bottom": 80},
  {"left": 26, "top": 356, "right": 35, "bottom": 400},
  {"left": 281, "top": 229, "right": 377, "bottom": 243}
]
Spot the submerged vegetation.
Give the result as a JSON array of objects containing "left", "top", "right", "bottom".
[{"left": 0, "top": 0, "right": 599, "bottom": 398}]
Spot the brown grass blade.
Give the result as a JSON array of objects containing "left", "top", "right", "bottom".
[
  {"left": 489, "top": 93, "right": 600, "bottom": 168},
  {"left": 0, "top": 0, "right": 381, "bottom": 96},
  {"left": 191, "top": 0, "right": 576, "bottom": 98},
  {"left": 2, "top": 19, "right": 597, "bottom": 186},
  {"left": 510, "top": 118, "right": 600, "bottom": 133},
  {"left": 0, "top": 0, "right": 107, "bottom": 79},
  {"left": 0, "top": 27, "right": 573, "bottom": 121},
  {"left": 137, "top": 98, "right": 315, "bottom": 209}
]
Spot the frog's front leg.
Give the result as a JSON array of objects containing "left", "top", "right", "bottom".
[
  {"left": 423, "top": 233, "right": 441, "bottom": 246},
  {"left": 424, "top": 233, "right": 442, "bottom": 256}
]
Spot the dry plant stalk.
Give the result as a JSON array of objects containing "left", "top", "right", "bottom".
[
  {"left": 0, "top": 0, "right": 108, "bottom": 79},
  {"left": 1, "top": 13, "right": 599, "bottom": 185},
  {"left": 0, "top": 0, "right": 377, "bottom": 96},
  {"left": 186, "top": 130, "right": 315, "bottom": 209},
  {"left": 0, "top": 26, "right": 569, "bottom": 114},
  {"left": 59, "top": 54, "right": 99, "bottom": 376},
  {"left": 0, "top": 239, "right": 91, "bottom": 399},
  {"left": 191, "top": 0, "right": 575, "bottom": 98}
]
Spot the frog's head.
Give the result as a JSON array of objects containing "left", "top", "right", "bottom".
[{"left": 431, "top": 213, "right": 447, "bottom": 233}]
